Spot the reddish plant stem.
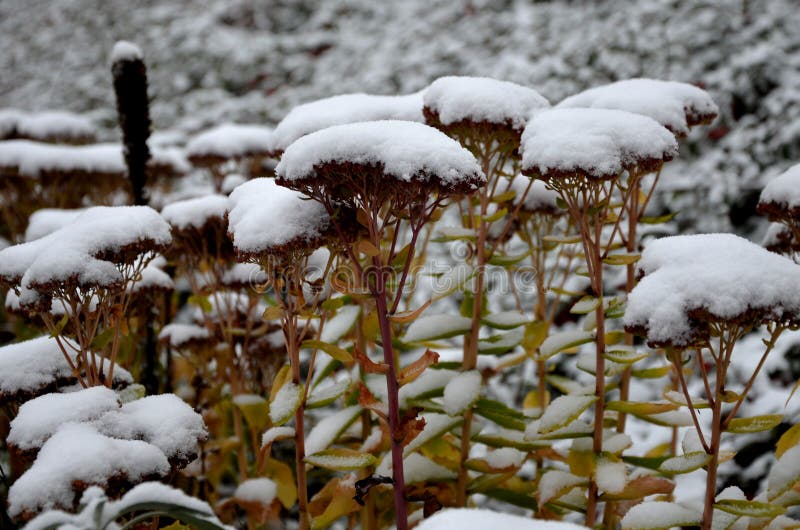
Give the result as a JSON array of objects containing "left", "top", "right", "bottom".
[
  {"left": 371, "top": 252, "right": 408, "bottom": 530},
  {"left": 286, "top": 307, "right": 310, "bottom": 530}
]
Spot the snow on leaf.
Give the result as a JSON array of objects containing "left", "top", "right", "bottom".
[
  {"left": 481, "top": 311, "right": 529, "bottom": 330},
  {"left": 537, "top": 394, "right": 598, "bottom": 434},
  {"left": 596, "top": 458, "right": 627, "bottom": 494},
  {"left": 715, "top": 499, "right": 785, "bottom": 519},
  {"left": 658, "top": 452, "right": 711, "bottom": 474},
  {"left": 261, "top": 426, "right": 295, "bottom": 448},
  {"left": 304, "top": 405, "right": 362, "bottom": 456},
  {"left": 269, "top": 382, "right": 303, "bottom": 427},
  {"left": 403, "top": 314, "right": 472, "bottom": 342},
  {"left": 443, "top": 370, "right": 482, "bottom": 416},
  {"left": 768, "top": 445, "right": 800, "bottom": 502},
  {"left": 539, "top": 330, "right": 594, "bottom": 360},
  {"left": 306, "top": 376, "right": 352, "bottom": 409},
  {"left": 305, "top": 448, "right": 376, "bottom": 471},
  {"left": 319, "top": 305, "right": 360, "bottom": 343},
  {"left": 621, "top": 501, "right": 702, "bottom": 530},
  {"left": 726, "top": 414, "right": 783, "bottom": 434},
  {"left": 539, "top": 470, "right": 587, "bottom": 505}
]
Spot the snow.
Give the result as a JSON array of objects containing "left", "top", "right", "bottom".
[
  {"left": 110, "top": 40, "right": 143, "bottom": 62},
  {"left": 443, "top": 370, "right": 482, "bottom": 416},
  {"left": 0, "top": 206, "right": 171, "bottom": 309},
  {"left": 158, "top": 323, "right": 211, "bottom": 348},
  {"left": 416, "top": 508, "right": 588, "bottom": 530},
  {"left": 759, "top": 163, "right": 800, "bottom": 212},
  {"left": 220, "top": 262, "right": 267, "bottom": 287},
  {"left": 0, "top": 336, "right": 132, "bottom": 401},
  {"left": 483, "top": 447, "right": 524, "bottom": 469},
  {"left": 233, "top": 478, "right": 278, "bottom": 505},
  {"left": 8, "top": 423, "right": 170, "bottom": 518},
  {"left": 376, "top": 452, "right": 456, "bottom": 484},
  {"left": 132, "top": 257, "right": 174, "bottom": 294},
  {"left": 319, "top": 304, "right": 360, "bottom": 343},
  {"left": 8, "top": 386, "right": 120, "bottom": 451},
  {"left": 509, "top": 175, "right": 561, "bottom": 213},
  {"left": 261, "top": 426, "right": 295, "bottom": 448},
  {"left": 4, "top": 111, "right": 95, "bottom": 143},
  {"left": 403, "top": 412, "right": 460, "bottom": 456},
  {"left": 161, "top": 194, "right": 230, "bottom": 230},
  {"left": 272, "top": 92, "right": 425, "bottom": 152},
  {"left": 424, "top": 76, "right": 549, "bottom": 130},
  {"left": 520, "top": 108, "right": 678, "bottom": 180},
  {"left": 221, "top": 173, "right": 247, "bottom": 194},
  {"left": 625, "top": 233, "right": 800, "bottom": 347},
  {"left": 557, "top": 78, "right": 718, "bottom": 137},
  {"left": 96, "top": 394, "right": 207, "bottom": 463},
  {"left": 24, "top": 208, "right": 86, "bottom": 241},
  {"left": 767, "top": 444, "right": 800, "bottom": 502},
  {"left": 186, "top": 123, "right": 274, "bottom": 160},
  {"left": 596, "top": 459, "right": 626, "bottom": 493},
  {"left": 227, "top": 178, "right": 330, "bottom": 256},
  {"left": 621, "top": 501, "right": 701, "bottom": 529},
  {"left": 538, "top": 470, "right": 586, "bottom": 504},
  {"left": 403, "top": 314, "right": 472, "bottom": 342},
  {"left": 0, "top": 140, "right": 123, "bottom": 177},
  {"left": 536, "top": 394, "right": 597, "bottom": 434},
  {"left": 269, "top": 381, "right": 302, "bottom": 425},
  {"left": 275, "top": 120, "right": 485, "bottom": 190},
  {"left": 304, "top": 405, "right": 362, "bottom": 456}
]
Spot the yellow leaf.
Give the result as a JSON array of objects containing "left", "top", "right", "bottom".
[
  {"left": 398, "top": 349, "right": 439, "bottom": 386},
  {"left": 355, "top": 239, "right": 380, "bottom": 257},
  {"left": 388, "top": 299, "right": 431, "bottom": 323},
  {"left": 302, "top": 340, "right": 353, "bottom": 364},
  {"left": 262, "top": 306, "right": 284, "bottom": 321},
  {"left": 269, "top": 365, "right": 292, "bottom": 403},
  {"left": 777, "top": 423, "right": 800, "bottom": 459},
  {"left": 263, "top": 457, "right": 297, "bottom": 509}
]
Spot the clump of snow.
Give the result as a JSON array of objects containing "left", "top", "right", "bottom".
[
  {"left": 261, "top": 426, "right": 295, "bottom": 448},
  {"left": 557, "top": 78, "right": 718, "bottom": 137},
  {"left": 424, "top": 76, "right": 549, "bottom": 130},
  {"left": 8, "top": 386, "right": 120, "bottom": 451},
  {"left": 403, "top": 314, "right": 472, "bottom": 343},
  {"left": 24, "top": 208, "right": 86, "bottom": 241},
  {"left": 483, "top": 447, "right": 524, "bottom": 469},
  {"left": 538, "top": 470, "right": 587, "bottom": 504},
  {"left": 269, "top": 382, "right": 302, "bottom": 425},
  {"left": 376, "top": 452, "right": 456, "bottom": 484},
  {"left": 158, "top": 323, "right": 211, "bottom": 348},
  {"left": 221, "top": 173, "right": 247, "bottom": 194},
  {"left": 759, "top": 163, "right": 800, "bottom": 213},
  {"left": 0, "top": 206, "right": 171, "bottom": 308},
  {"left": 0, "top": 110, "right": 95, "bottom": 143},
  {"left": 131, "top": 256, "right": 174, "bottom": 294},
  {"left": 186, "top": 123, "right": 274, "bottom": 160},
  {"left": 110, "top": 40, "right": 143, "bottom": 62},
  {"left": 161, "top": 194, "right": 230, "bottom": 230},
  {"left": 227, "top": 177, "right": 330, "bottom": 256},
  {"left": 620, "top": 501, "right": 701, "bottom": 529},
  {"left": 443, "top": 370, "right": 482, "bottom": 416},
  {"left": 304, "top": 405, "right": 362, "bottom": 456},
  {"left": 8, "top": 423, "right": 170, "bottom": 518},
  {"left": 273, "top": 92, "right": 424, "bottom": 152},
  {"left": 509, "top": 175, "right": 561, "bottom": 213},
  {"left": 417, "top": 508, "right": 589, "bottom": 530},
  {"left": 234, "top": 478, "right": 278, "bottom": 505},
  {"left": 625, "top": 233, "right": 800, "bottom": 347},
  {"left": 96, "top": 393, "right": 207, "bottom": 463},
  {"left": 520, "top": 108, "right": 678, "bottom": 180},
  {"left": 0, "top": 140, "right": 124, "bottom": 177},
  {"left": 220, "top": 262, "right": 267, "bottom": 287},
  {"left": 275, "top": 120, "right": 485, "bottom": 190},
  {"left": 0, "top": 337, "right": 132, "bottom": 401}
]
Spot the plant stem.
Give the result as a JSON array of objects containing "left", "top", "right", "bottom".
[
  {"left": 371, "top": 253, "right": 408, "bottom": 530},
  {"left": 286, "top": 308, "right": 310, "bottom": 530}
]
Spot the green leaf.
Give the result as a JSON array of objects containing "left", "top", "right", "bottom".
[
  {"left": 307, "top": 377, "right": 352, "bottom": 409},
  {"left": 602, "top": 253, "right": 641, "bottom": 266},
  {"left": 537, "top": 394, "right": 597, "bottom": 434},
  {"left": 776, "top": 423, "right": 800, "bottom": 459},
  {"left": 621, "top": 502, "right": 701, "bottom": 530},
  {"left": 482, "top": 311, "right": 529, "bottom": 330},
  {"left": 269, "top": 382, "right": 303, "bottom": 426},
  {"left": 604, "top": 346, "right": 648, "bottom": 364},
  {"left": 571, "top": 296, "right": 600, "bottom": 314},
  {"left": 304, "top": 448, "right": 376, "bottom": 470},
  {"left": 474, "top": 398, "right": 528, "bottom": 431},
  {"left": 432, "top": 227, "right": 476, "bottom": 242},
  {"left": 233, "top": 394, "right": 270, "bottom": 430},
  {"left": 632, "top": 365, "right": 671, "bottom": 379},
  {"left": 539, "top": 330, "right": 594, "bottom": 360},
  {"left": 714, "top": 499, "right": 786, "bottom": 518},
  {"left": 726, "top": 414, "right": 783, "bottom": 434},
  {"left": 478, "top": 328, "right": 524, "bottom": 355},
  {"left": 302, "top": 339, "right": 353, "bottom": 364},
  {"left": 483, "top": 488, "right": 538, "bottom": 511},
  {"left": 658, "top": 452, "right": 711, "bottom": 474},
  {"left": 543, "top": 234, "right": 582, "bottom": 245},
  {"left": 403, "top": 314, "right": 472, "bottom": 342},
  {"left": 606, "top": 401, "right": 678, "bottom": 416},
  {"left": 90, "top": 328, "right": 115, "bottom": 351},
  {"left": 489, "top": 250, "right": 531, "bottom": 266},
  {"left": 188, "top": 294, "right": 212, "bottom": 314},
  {"left": 640, "top": 212, "right": 677, "bottom": 224}
]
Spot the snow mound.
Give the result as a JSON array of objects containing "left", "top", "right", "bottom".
[
  {"left": 758, "top": 163, "right": 800, "bottom": 215},
  {"left": 161, "top": 194, "right": 230, "bottom": 231},
  {"left": 110, "top": 41, "right": 143, "bottom": 62},
  {"left": 273, "top": 92, "right": 424, "bottom": 152},
  {"left": 424, "top": 76, "right": 549, "bottom": 131},
  {"left": 8, "top": 423, "right": 170, "bottom": 519},
  {"left": 0, "top": 206, "right": 171, "bottom": 309},
  {"left": 227, "top": 177, "right": 331, "bottom": 256},
  {"left": 24, "top": 208, "right": 86, "bottom": 242},
  {"left": 186, "top": 123, "right": 274, "bottom": 161},
  {"left": 158, "top": 323, "right": 212, "bottom": 348},
  {"left": 0, "top": 141, "right": 124, "bottom": 178},
  {"left": 509, "top": 175, "right": 561, "bottom": 213},
  {"left": 416, "top": 508, "right": 588, "bottom": 530},
  {"left": 276, "top": 120, "right": 485, "bottom": 192},
  {"left": 625, "top": 233, "right": 800, "bottom": 347},
  {"left": 0, "top": 110, "right": 95, "bottom": 143},
  {"left": 557, "top": 78, "right": 718, "bottom": 137},
  {"left": 520, "top": 108, "right": 678, "bottom": 180}
]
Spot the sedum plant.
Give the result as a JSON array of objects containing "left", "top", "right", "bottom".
[{"left": 275, "top": 119, "right": 484, "bottom": 530}]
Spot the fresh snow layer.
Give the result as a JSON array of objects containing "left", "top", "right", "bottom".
[
  {"left": 158, "top": 323, "right": 211, "bottom": 348},
  {"left": 443, "top": 370, "right": 482, "bottom": 416},
  {"left": 273, "top": 92, "right": 424, "bottom": 151},
  {"left": 110, "top": 40, "right": 143, "bottom": 62},
  {"left": 424, "top": 76, "right": 549, "bottom": 130},
  {"left": 186, "top": 123, "right": 274, "bottom": 159},
  {"left": 0, "top": 110, "right": 95, "bottom": 142},
  {"left": 0, "top": 336, "right": 132, "bottom": 399},
  {"left": 0, "top": 140, "right": 124, "bottom": 177},
  {"left": 275, "top": 120, "right": 485, "bottom": 189},
  {"left": 557, "top": 78, "right": 718, "bottom": 136},
  {"left": 0, "top": 206, "right": 171, "bottom": 307},
  {"left": 234, "top": 478, "right": 278, "bottom": 505},
  {"left": 8, "top": 386, "right": 120, "bottom": 450},
  {"left": 509, "top": 175, "right": 560, "bottom": 212},
  {"left": 759, "top": 163, "right": 800, "bottom": 211},
  {"left": 520, "top": 108, "right": 678, "bottom": 179},
  {"left": 24, "top": 208, "right": 86, "bottom": 242},
  {"left": 416, "top": 508, "right": 588, "bottom": 530},
  {"left": 227, "top": 177, "right": 330, "bottom": 255},
  {"left": 96, "top": 393, "right": 207, "bottom": 461},
  {"left": 161, "top": 194, "right": 230, "bottom": 230},
  {"left": 625, "top": 233, "right": 800, "bottom": 346},
  {"left": 8, "top": 423, "right": 170, "bottom": 518}
]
